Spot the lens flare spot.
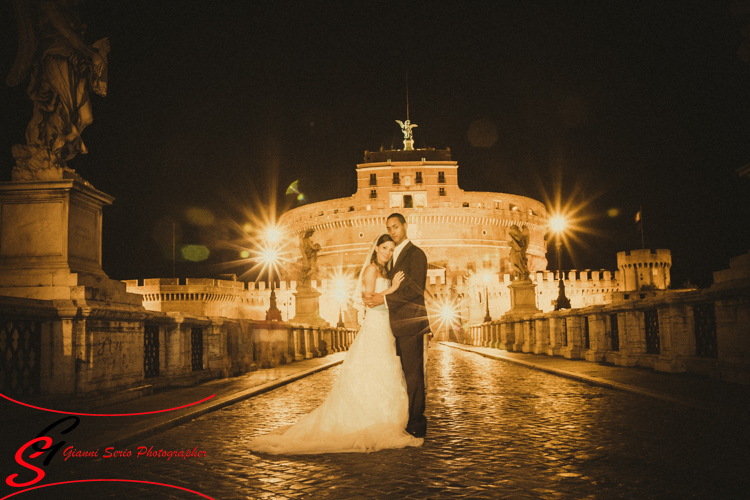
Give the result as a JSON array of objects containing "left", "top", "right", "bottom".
[
  {"left": 185, "top": 207, "right": 215, "bottom": 226},
  {"left": 240, "top": 250, "right": 250, "bottom": 259},
  {"left": 181, "top": 245, "right": 210, "bottom": 262},
  {"left": 297, "top": 193, "right": 306, "bottom": 202},
  {"left": 286, "top": 180, "right": 300, "bottom": 195},
  {"left": 607, "top": 208, "right": 620, "bottom": 218}
]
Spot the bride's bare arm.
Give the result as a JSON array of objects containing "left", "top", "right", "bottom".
[
  {"left": 361, "top": 266, "right": 403, "bottom": 304},
  {"left": 362, "top": 264, "right": 380, "bottom": 295}
]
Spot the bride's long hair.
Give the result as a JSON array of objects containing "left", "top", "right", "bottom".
[{"left": 370, "top": 233, "right": 394, "bottom": 278}]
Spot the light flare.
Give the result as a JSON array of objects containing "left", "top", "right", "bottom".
[{"left": 428, "top": 296, "right": 461, "bottom": 333}]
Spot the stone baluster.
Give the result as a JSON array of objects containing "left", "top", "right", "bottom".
[
  {"left": 303, "top": 327, "right": 313, "bottom": 359},
  {"left": 310, "top": 327, "right": 321, "bottom": 357},
  {"left": 500, "top": 321, "right": 514, "bottom": 351},
  {"left": 533, "top": 317, "right": 549, "bottom": 354},
  {"left": 583, "top": 311, "right": 607, "bottom": 362},
  {"left": 547, "top": 315, "right": 564, "bottom": 356},
  {"left": 561, "top": 315, "right": 583, "bottom": 359}
]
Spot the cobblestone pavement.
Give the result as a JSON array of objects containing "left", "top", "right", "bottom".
[{"left": 29, "top": 344, "right": 750, "bottom": 499}]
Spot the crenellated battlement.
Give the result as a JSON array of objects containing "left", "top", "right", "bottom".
[{"left": 124, "top": 264, "right": 629, "bottom": 326}]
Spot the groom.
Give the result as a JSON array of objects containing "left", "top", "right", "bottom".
[{"left": 365, "top": 213, "right": 431, "bottom": 438}]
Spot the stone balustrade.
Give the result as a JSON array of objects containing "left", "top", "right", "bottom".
[
  {"left": 0, "top": 294, "right": 357, "bottom": 403},
  {"left": 461, "top": 282, "right": 750, "bottom": 384}
]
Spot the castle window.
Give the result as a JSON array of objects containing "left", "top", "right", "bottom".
[
  {"left": 370, "top": 189, "right": 377, "bottom": 199},
  {"left": 349, "top": 206, "right": 354, "bottom": 212},
  {"left": 393, "top": 172, "right": 400, "bottom": 184},
  {"left": 463, "top": 202, "right": 469, "bottom": 207},
  {"left": 439, "top": 187, "right": 446, "bottom": 196},
  {"left": 403, "top": 195, "right": 413, "bottom": 208},
  {"left": 369, "top": 173, "right": 377, "bottom": 186},
  {"left": 415, "top": 172, "right": 423, "bottom": 184},
  {"left": 438, "top": 171, "right": 446, "bottom": 183}
]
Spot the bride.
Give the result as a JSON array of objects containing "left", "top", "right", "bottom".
[{"left": 248, "top": 234, "right": 424, "bottom": 454}]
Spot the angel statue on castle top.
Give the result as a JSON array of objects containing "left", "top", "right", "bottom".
[
  {"left": 395, "top": 119, "right": 418, "bottom": 141},
  {"left": 6, "top": 0, "right": 110, "bottom": 182}
]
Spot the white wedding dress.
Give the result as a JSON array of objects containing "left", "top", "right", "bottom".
[{"left": 248, "top": 278, "right": 423, "bottom": 454}]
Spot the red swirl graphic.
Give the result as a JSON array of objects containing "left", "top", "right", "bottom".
[
  {"left": 0, "top": 392, "right": 215, "bottom": 416},
  {"left": 0, "top": 479, "right": 214, "bottom": 499}
]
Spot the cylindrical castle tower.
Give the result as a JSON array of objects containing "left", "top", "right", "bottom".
[
  {"left": 278, "top": 146, "right": 548, "bottom": 281},
  {"left": 617, "top": 249, "right": 672, "bottom": 291}
]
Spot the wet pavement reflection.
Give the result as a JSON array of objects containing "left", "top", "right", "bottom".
[{"left": 74, "top": 344, "right": 748, "bottom": 499}]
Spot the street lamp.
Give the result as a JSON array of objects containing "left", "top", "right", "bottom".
[
  {"left": 482, "top": 272, "right": 492, "bottom": 323},
  {"left": 259, "top": 225, "right": 283, "bottom": 321},
  {"left": 550, "top": 215, "right": 571, "bottom": 310},
  {"left": 335, "top": 279, "right": 347, "bottom": 327}
]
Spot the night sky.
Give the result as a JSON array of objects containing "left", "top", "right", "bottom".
[{"left": 1, "top": 0, "right": 749, "bottom": 287}]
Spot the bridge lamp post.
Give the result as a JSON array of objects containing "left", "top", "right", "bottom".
[
  {"left": 334, "top": 279, "right": 348, "bottom": 327},
  {"left": 260, "top": 225, "right": 283, "bottom": 320},
  {"left": 550, "top": 215, "right": 571, "bottom": 310},
  {"left": 482, "top": 272, "right": 492, "bottom": 323}
]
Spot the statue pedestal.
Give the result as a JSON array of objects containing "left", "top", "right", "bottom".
[
  {"left": 291, "top": 284, "right": 327, "bottom": 327},
  {"left": 504, "top": 279, "right": 541, "bottom": 318},
  {"left": 252, "top": 320, "right": 290, "bottom": 368},
  {"left": 0, "top": 179, "right": 139, "bottom": 307}
]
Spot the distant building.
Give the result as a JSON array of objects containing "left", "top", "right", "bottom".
[
  {"left": 278, "top": 144, "right": 549, "bottom": 286},
  {"left": 126, "top": 126, "right": 673, "bottom": 329}
]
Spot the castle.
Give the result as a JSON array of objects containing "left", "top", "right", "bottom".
[{"left": 126, "top": 124, "right": 672, "bottom": 332}]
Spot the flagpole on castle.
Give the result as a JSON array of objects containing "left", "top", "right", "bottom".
[{"left": 637, "top": 206, "right": 645, "bottom": 249}]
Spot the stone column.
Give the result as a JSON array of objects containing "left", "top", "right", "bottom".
[
  {"left": 500, "top": 321, "right": 514, "bottom": 351},
  {"left": 615, "top": 309, "right": 644, "bottom": 367},
  {"left": 534, "top": 317, "right": 549, "bottom": 354},
  {"left": 584, "top": 311, "right": 607, "bottom": 363},
  {"left": 654, "top": 302, "right": 690, "bottom": 373},
  {"left": 547, "top": 315, "right": 564, "bottom": 356},
  {"left": 560, "top": 315, "right": 582, "bottom": 359},
  {"left": 207, "top": 318, "right": 229, "bottom": 378}
]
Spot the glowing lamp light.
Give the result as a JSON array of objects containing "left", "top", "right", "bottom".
[
  {"left": 266, "top": 228, "right": 281, "bottom": 244},
  {"left": 439, "top": 302, "right": 458, "bottom": 324},
  {"left": 550, "top": 215, "right": 566, "bottom": 233},
  {"left": 333, "top": 278, "right": 350, "bottom": 303},
  {"left": 334, "top": 288, "right": 347, "bottom": 302},
  {"left": 259, "top": 247, "right": 279, "bottom": 265}
]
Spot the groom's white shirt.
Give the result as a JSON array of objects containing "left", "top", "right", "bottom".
[
  {"left": 392, "top": 238, "right": 410, "bottom": 267},
  {"left": 384, "top": 238, "right": 410, "bottom": 309}
]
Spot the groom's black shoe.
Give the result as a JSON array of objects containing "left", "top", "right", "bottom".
[{"left": 406, "top": 426, "right": 426, "bottom": 438}]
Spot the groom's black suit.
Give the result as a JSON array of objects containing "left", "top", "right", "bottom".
[{"left": 387, "top": 241, "right": 431, "bottom": 437}]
